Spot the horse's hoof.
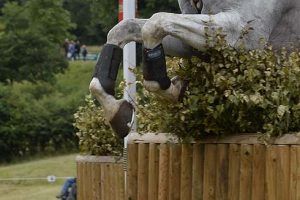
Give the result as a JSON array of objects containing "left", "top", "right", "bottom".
[
  {"left": 191, "top": 0, "right": 203, "bottom": 13},
  {"left": 109, "top": 100, "right": 134, "bottom": 139},
  {"left": 178, "top": 80, "right": 189, "bottom": 102},
  {"left": 171, "top": 76, "right": 189, "bottom": 102}
]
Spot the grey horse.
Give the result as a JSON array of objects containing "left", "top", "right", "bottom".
[{"left": 90, "top": 0, "right": 300, "bottom": 138}]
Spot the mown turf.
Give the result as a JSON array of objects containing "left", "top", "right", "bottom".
[{"left": 0, "top": 154, "right": 77, "bottom": 200}]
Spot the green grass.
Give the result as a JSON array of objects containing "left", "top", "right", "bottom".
[
  {"left": 56, "top": 60, "right": 95, "bottom": 95},
  {"left": 0, "top": 154, "right": 77, "bottom": 200},
  {"left": 87, "top": 45, "right": 101, "bottom": 53}
]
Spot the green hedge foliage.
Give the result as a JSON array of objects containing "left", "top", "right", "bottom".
[
  {"left": 74, "top": 96, "right": 123, "bottom": 156},
  {"left": 137, "top": 31, "right": 300, "bottom": 140},
  {"left": 76, "top": 31, "right": 299, "bottom": 155}
]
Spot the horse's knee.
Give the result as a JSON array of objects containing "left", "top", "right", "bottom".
[
  {"left": 107, "top": 19, "right": 145, "bottom": 46},
  {"left": 143, "top": 12, "right": 166, "bottom": 34},
  {"left": 108, "top": 19, "right": 133, "bottom": 40},
  {"left": 142, "top": 12, "right": 169, "bottom": 48},
  {"left": 107, "top": 20, "right": 130, "bottom": 46}
]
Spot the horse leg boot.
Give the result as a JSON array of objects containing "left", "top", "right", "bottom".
[
  {"left": 89, "top": 44, "right": 134, "bottom": 138},
  {"left": 90, "top": 19, "right": 147, "bottom": 138},
  {"left": 143, "top": 44, "right": 188, "bottom": 102}
]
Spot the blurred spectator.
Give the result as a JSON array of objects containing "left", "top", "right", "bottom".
[
  {"left": 68, "top": 41, "right": 76, "bottom": 60},
  {"left": 56, "top": 177, "right": 76, "bottom": 200},
  {"left": 63, "top": 39, "right": 69, "bottom": 58},
  {"left": 81, "top": 45, "right": 88, "bottom": 61},
  {"left": 75, "top": 40, "right": 81, "bottom": 60}
]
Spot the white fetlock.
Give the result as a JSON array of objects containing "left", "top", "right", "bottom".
[
  {"left": 89, "top": 77, "right": 123, "bottom": 123},
  {"left": 89, "top": 77, "right": 134, "bottom": 138},
  {"left": 143, "top": 80, "right": 161, "bottom": 92},
  {"left": 143, "top": 76, "right": 186, "bottom": 103}
]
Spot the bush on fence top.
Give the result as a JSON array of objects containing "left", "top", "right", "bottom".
[
  {"left": 74, "top": 95, "right": 123, "bottom": 156},
  {"left": 75, "top": 29, "right": 300, "bottom": 155},
  {"left": 137, "top": 30, "right": 300, "bottom": 140}
]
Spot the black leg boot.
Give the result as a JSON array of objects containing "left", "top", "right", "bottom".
[{"left": 92, "top": 44, "right": 134, "bottom": 138}]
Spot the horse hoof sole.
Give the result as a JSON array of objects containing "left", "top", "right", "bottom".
[
  {"left": 178, "top": 80, "right": 189, "bottom": 102},
  {"left": 109, "top": 101, "right": 134, "bottom": 138}
]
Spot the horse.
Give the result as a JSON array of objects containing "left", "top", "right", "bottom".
[{"left": 89, "top": 0, "right": 300, "bottom": 138}]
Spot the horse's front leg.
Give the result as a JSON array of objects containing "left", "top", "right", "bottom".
[
  {"left": 90, "top": 16, "right": 199, "bottom": 137},
  {"left": 89, "top": 19, "right": 146, "bottom": 138}
]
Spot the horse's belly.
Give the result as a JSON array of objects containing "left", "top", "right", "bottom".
[{"left": 269, "top": 7, "right": 300, "bottom": 49}]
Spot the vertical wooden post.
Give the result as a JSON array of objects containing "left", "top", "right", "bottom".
[
  {"left": 85, "top": 162, "right": 91, "bottom": 200},
  {"left": 127, "top": 144, "right": 138, "bottom": 200},
  {"left": 119, "top": 164, "right": 126, "bottom": 199},
  {"left": 239, "top": 144, "right": 253, "bottom": 200},
  {"left": 265, "top": 146, "right": 277, "bottom": 200},
  {"left": 180, "top": 144, "right": 193, "bottom": 200},
  {"left": 296, "top": 146, "right": 300, "bottom": 200},
  {"left": 105, "top": 165, "right": 110, "bottom": 200},
  {"left": 158, "top": 144, "right": 169, "bottom": 200},
  {"left": 169, "top": 144, "right": 181, "bottom": 200},
  {"left": 276, "top": 145, "right": 290, "bottom": 200},
  {"left": 137, "top": 144, "right": 149, "bottom": 200},
  {"left": 148, "top": 143, "right": 159, "bottom": 200},
  {"left": 113, "top": 164, "right": 119, "bottom": 200},
  {"left": 290, "top": 146, "right": 298, "bottom": 200},
  {"left": 228, "top": 144, "right": 240, "bottom": 200},
  {"left": 99, "top": 165, "right": 107, "bottom": 200},
  {"left": 92, "top": 163, "right": 101, "bottom": 200},
  {"left": 216, "top": 144, "right": 229, "bottom": 200},
  {"left": 203, "top": 144, "right": 217, "bottom": 200},
  {"left": 192, "top": 144, "right": 204, "bottom": 200},
  {"left": 77, "top": 162, "right": 84, "bottom": 200},
  {"left": 251, "top": 144, "right": 265, "bottom": 200}
]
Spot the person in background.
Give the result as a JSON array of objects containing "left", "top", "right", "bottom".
[
  {"left": 68, "top": 41, "right": 76, "bottom": 61},
  {"left": 56, "top": 177, "right": 76, "bottom": 200},
  {"left": 63, "top": 39, "right": 69, "bottom": 58},
  {"left": 75, "top": 40, "right": 81, "bottom": 60},
  {"left": 81, "top": 45, "right": 88, "bottom": 61}
]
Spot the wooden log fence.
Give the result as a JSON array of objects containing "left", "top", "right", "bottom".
[
  {"left": 76, "top": 133, "right": 300, "bottom": 200},
  {"left": 76, "top": 156, "right": 125, "bottom": 200},
  {"left": 126, "top": 133, "right": 300, "bottom": 200}
]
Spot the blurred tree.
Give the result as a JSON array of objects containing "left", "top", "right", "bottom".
[
  {"left": 0, "top": 0, "right": 26, "bottom": 15},
  {"left": 26, "top": 0, "right": 74, "bottom": 44},
  {"left": 0, "top": 0, "right": 73, "bottom": 83},
  {"left": 0, "top": 32, "right": 68, "bottom": 83},
  {"left": 88, "top": 0, "right": 118, "bottom": 33},
  {"left": 138, "top": 0, "right": 179, "bottom": 17},
  {"left": 62, "top": 0, "right": 179, "bottom": 45},
  {"left": 63, "top": 0, "right": 107, "bottom": 44}
]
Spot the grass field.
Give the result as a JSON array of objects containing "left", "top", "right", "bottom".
[
  {"left": 86, "top": 45, "right": 101, "bottom": 53},
  {"left": 0, "top": 154, "right": 77, "bottom": 200}
]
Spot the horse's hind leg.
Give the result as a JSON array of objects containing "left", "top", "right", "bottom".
[{"left": 90, "top": 19, "right": 146, "bottom": 138}]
